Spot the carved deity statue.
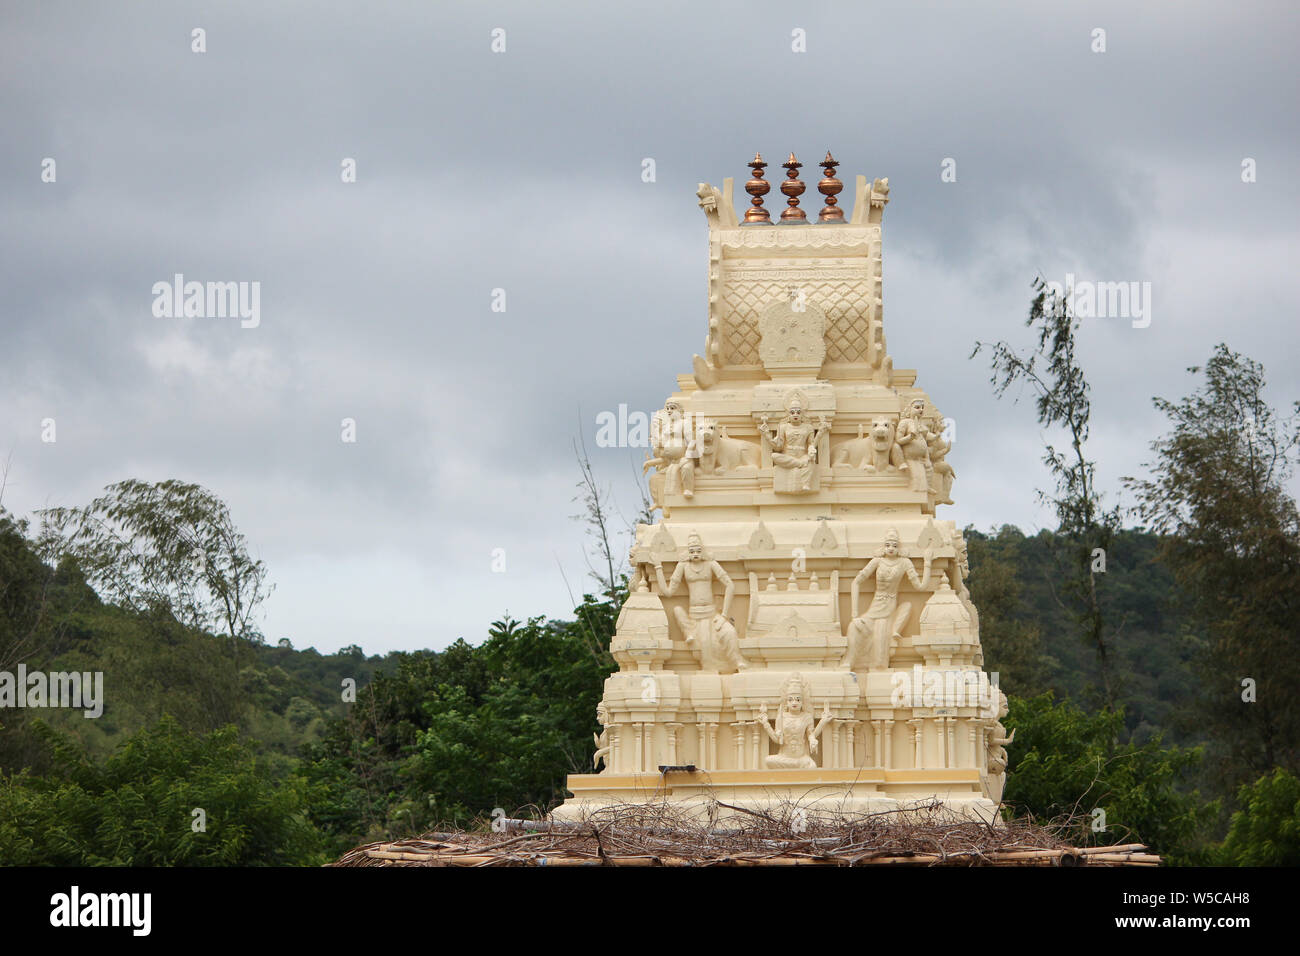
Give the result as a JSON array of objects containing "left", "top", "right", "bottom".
[
  {"left": 895, "top": 398, "right": 934, "bottom": 495},
  {"left": 953, "top": 537, "right": 981, "bottom": 637},
  {"left": 925, "top": 411, "right": 955, "bottom": 505},
  {"left": 653, "top": 532, "right": 748, "bottom": 673},
  {"left": 592, "top": 701, "right": 612, "bottom": 770},
  {"left": 760, "top": 398, "right": 828, "bottom": 494},
  {"left": 841, "top": 528, "right": 934, "bottom": 671},
  {"left": 645, "top": 399, "right": 697, "bottom": 500},
  {"left": 984, "top": 690, "right": 1015, "bottom": 803},
  {"left": 755, "top": 673, "right": 833, "bottom": 769}
]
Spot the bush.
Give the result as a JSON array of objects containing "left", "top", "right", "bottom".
[
  {"left": 1211, "top": 768, "right": 1300, "bottom": 866},
  {"left": 0, "top": 716, "right": 326, "bottom": 865}
]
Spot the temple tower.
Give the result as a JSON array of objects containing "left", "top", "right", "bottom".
[{"left": 555, "top": 154, "right": 1009, "bottom": 822}]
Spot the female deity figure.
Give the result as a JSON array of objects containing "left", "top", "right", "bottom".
[
  {"left": 760, "top": 397, "right": 827, "bottom": 494},
  {"left": 840, "top": 528, "right": 934, "bottom": 671},
  {"left": 755, "top": 673, "right": 833, "bottom": 769}
]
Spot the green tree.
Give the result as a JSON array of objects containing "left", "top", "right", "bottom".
[
  {"left": 963, "top": 526, "right": 1052, "bottom": 698},
  {"left": 300, "top": 592, "right": 618, "bottom": 850},
  {"left": 1004, "top": 693, "right": 1210, "bottom": 862},
  {"left": 1211, "top": 768, "right": 1300, "bottom": 866},
  {"left": 973, "top": 281, "right": 1123, "bottom": 706},
  {"left": 36, "top": 479, "right": 273, "bottom": 647},
  {"left": 1125, "top": 345, "right": 1300, "bottom": 793}
]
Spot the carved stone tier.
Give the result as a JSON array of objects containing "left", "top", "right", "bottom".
[{"left": 555, "top": 770, "right": 997, "bottom": 824}]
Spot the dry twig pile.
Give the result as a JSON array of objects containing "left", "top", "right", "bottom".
[{"left": 331, "top": 801, "right": 1160, "bottom": 867}]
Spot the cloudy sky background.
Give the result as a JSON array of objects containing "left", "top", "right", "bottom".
[{"left": 2, "top": 1, "right": 1296, "bottom": 654}]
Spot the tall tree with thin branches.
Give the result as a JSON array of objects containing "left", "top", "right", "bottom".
[
  {"left": 1124, "top": 345, "right": 1300, "bottom": 792},
  {"left": 973, "top": 279, "right": 1123, "bottom": 706}
]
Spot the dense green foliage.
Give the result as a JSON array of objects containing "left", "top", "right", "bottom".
[
  {"left": 0, "top": 716, "right": 323, "bottom": 865},
  {"left": 969, "top": 527, "right": 1200, "bottom": 750},
  {"left": 301, "top": 602, "right": 616, "bottom": 852},
  {"left": 1001, "top": 693, "right": 1212, "bottom": 863},
  {"left": 1210, "top": 768, "right": 1300, "bottom": 866}
]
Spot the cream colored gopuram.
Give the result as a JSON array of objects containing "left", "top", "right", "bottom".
[{"left": 554, "top": 153, "right": 1009, "bottom": 822}]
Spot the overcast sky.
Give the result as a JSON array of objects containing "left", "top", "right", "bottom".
[{"left": 2, "top": 1, "right": 1296, "bottom": 654}]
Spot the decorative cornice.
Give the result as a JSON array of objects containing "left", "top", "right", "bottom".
[{"left": 719, "top": 226, "right": 875, "bottom": 250}]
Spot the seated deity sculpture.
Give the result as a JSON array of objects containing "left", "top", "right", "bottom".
[
  {"left": 755, "top": 673, "right": 833, "bottom": 769},
  {"left": 645, "top": 399, "right": 697, "bottom": 499},
  {"left": 760, "top": 397, "right": 828, "bottom": 494}
]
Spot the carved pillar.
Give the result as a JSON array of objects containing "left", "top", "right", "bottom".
[
  {"left": 829, "top": 721, "right": 841, "bottom": 769},
  {"left": 965, "top": 718, "right": 979, "bottom": 768},
  {"left": 845, "top": 720, "right": 861, "bottom": 769},
  {"left": 871, "top": 720, "right": 883, "bottom": 769},
  {"left": 749, "top": 723, "right": 761, "bottom": 768},
  {"left": 707, "top": 723, "right": 719, "bottom": 768},
  {"left": 609, "top": 724, "right": 621, "bottom": 772},
  {"left": 944, "top": 718, "right": 956, "bottom": 769},
  {"left": 908, "top": 718, "right": 924, "bottom": 769},
  {"left": 696, "top": 722, "right": 708, "bottom": 769},
  {"left": 666, "top": 723, "right": 682, "bottom": 765},
  {"left": 883, "top": 719, "right": 894, "bottom": 768},
  {"left": 633, "top": 722, "right": 646, "bottom": 772},
  {"left": 733, "top": 723, "right": 744, "bottom": 769}
]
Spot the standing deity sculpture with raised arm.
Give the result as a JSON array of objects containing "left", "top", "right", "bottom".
[
  {"left": 841, "top": 528, "right": 934, "bottom": 671},
  {"left": 653, "top": 532, "right": 748, "bottom": 673},
  {"left": 755, "top": 673, "right": 834, "bottom": 769}
]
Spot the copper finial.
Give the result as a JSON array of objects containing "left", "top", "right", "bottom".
[
  {"left": 780, "top": 152, "right": 806, "bottom": 223},
  {"left": 743, "top": 151, "right": 772, "bottom": 224},
  {"left": 817, "top": 151, "right": 844, "bottom": 223}
]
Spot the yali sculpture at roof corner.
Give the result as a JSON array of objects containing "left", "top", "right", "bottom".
[{"left": 554, "top": 153, "right": 1012, "bottom": 822}]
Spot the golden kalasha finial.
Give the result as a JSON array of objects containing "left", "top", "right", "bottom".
[
  {"left": 743, "top": 151, "right": 772, "bottom": 224},
  {"left": 817, "top": 151, "right": 844, "bottom": 223},
  {"left": 780, "top": 152, "right": 807, "bottom": 223}
]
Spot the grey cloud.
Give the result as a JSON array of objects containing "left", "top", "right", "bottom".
[{"left": 1, "top": 0, "right": 1296, "bottom": 651}]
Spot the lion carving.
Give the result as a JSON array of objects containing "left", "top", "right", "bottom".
[
  {"left": 832, "top": 418, "right": 903, "bottom": 472},
  {"left": 696, "top": 419, "right": 759, "bottom": 474}
]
